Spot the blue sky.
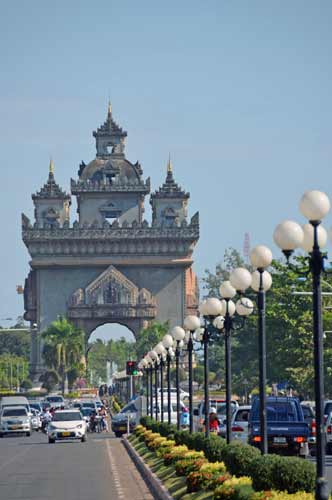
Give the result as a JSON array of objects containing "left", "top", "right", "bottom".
[{"left": 1, "top": 1, "right": 332, "bottom": 338}]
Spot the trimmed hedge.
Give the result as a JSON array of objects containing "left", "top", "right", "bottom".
[{"left": 140, "top": 417, "right": 315, "bottom": 494}]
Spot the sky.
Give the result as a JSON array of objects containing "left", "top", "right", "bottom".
[{"left": 1, "top": 1, "right": 332, "bottom": 340}]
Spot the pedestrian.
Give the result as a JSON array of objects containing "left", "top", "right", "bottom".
[
  {"left": 208, "top": 407, "right": 220, "bottom": 434},
  {"left": 180, "top": 407, "right": 190, "bottom": 429}
]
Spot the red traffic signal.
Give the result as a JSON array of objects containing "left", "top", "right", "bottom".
[{"left": 126, "top": 360, "right": 138, "bottom": 376}]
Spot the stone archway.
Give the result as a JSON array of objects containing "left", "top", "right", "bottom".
[{"left": 67, "top": 265, "right": 156, "bottom": 339}]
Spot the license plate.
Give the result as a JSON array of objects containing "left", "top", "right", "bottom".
[
  {"left": 10, "top": 425, "right": 21, "bottom": 429},
  {"left": 274, "top": 436, "right": 287, "bottom": 444},
  {"left": 119, "top": 426, "right": 127, "bottom": 431},
  {"left": 61, "top": 432, "right": 71, "bottom": 437}
]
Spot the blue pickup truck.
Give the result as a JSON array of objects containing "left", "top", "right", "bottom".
[{"left": 249, "top": 397, "right": 309, "bottom": 457}]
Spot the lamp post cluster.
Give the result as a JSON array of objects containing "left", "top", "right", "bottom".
[
  {"left": 137, "top": 244, "right": 273, "bottom": 453},
  {"left": 274, "top": 189, "right": 332, "bottom": 500}
]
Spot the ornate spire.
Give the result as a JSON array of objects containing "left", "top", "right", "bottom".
[
  {"left": 49, "top": 158, "right": 54, "bottom": 178},
  {"left": 93, "top": 103, "right": 127, "bottom": 157},
  {"left": 107, "top": 101, "right": 112, "bottom": 118},
  {"left": 150, "top": 159, "right": 189, "bottom": 200},
  {"left": 167, "top": 154, "right": 172, "bottom": 174},
  {"left": 32, "top": 160, "right": 70, "bottom": 201}
]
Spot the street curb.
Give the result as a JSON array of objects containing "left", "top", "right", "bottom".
[{"left": 122, "top": 437, "right": 173, "bottom": 500}]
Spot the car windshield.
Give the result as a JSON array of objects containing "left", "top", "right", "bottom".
[
  {"left": 235, "top": 409, "right": 250, "bottom": 422},
  {"left": 82, "top": 403, "right": 95, "bottom": 408},
  {"left": 252, "top": 402, "right": 299, "bottom": 422},
  {"left": 53, "top": 412, "right": 81, "bottom": 421},
  {"left": 201, "top": 402, "right": 237, "bottom": 415},
  {"left": 30, "top": 404, "right": 41, "bottom": 410},
  {"left": 81, "top": 409, "right": 93, "bottom": 416},
  {"left": 3, "top": 408, "right": 27, "bottom": 417},
  {"left": 46, "top": 397, "right": 63, "bottom": 403},
  {"left": 325, "top": 402, "right": 332, "bottom": 415}
]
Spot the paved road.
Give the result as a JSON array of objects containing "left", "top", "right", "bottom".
[{"left": 0, "top": 431, "right": 152, "bottom": 500}]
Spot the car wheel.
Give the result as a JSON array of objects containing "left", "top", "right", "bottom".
[
  {"left": 26, "top": 432, "right": 31, "bottom": 437},
  {"left": 81, "top": 434, "right": 87, "bottom": 443},
  {"left": 114, "top": 432, "right": 122, "bottom": 438},
  {"left": 48, "top": 437, "right": 55, "bottom": 444},
  {"left": 0, "top": 433, "right": 3, "bottom": 438}
]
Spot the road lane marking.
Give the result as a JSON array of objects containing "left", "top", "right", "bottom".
[
  {"left": 0, "top": 445, "right": 33, "bottom": 473},
  {"left": 106, "top": 439, "right": 125, "bottom": 499}
]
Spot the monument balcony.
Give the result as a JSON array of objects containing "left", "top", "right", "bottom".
[
  {"left": 70, "top": 177, "right": 150, "bottom": 194},
  {"left": 67, "top": 303, "right": 157, "bottom": 320}
]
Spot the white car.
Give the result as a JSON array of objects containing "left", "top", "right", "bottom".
[
  {"left": 44, "top": 395, "right": 66, "bottom": 409},
  {"left": 30, "top": 408, "right": 42, "bottom": 431},
  {"left": 231, "top": 405, "right": 251, "bottom": 443},
  {"left": 0, "top": 406, "right": 32, "bottom": 437},
  {"left": 158, "top": 388, "right": 189, "bottom": 401},
  {"left": 47, "top": 410, "right": 87, "bottom": 443}
]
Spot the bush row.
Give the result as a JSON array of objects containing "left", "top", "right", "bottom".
[{"left": 139, "top": 417, "right": 315, "bottom": 494}]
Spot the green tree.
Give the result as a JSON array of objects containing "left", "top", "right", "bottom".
[
  {"left": 203, "top": 248, "right": 332, "bottom": 399},
  {"left": 135, "top": 321, "right": 169, "bottom": 359},
  {"left": 42, "top": 317, "right": 85, "bottom": 392}
]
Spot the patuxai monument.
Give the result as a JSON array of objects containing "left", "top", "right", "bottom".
[{"left": 22, "top": 104, "right": 200, "bottom": 377}]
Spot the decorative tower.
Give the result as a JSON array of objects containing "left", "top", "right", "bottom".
[
  {"left": 150, "top": 158, "right": 190, "bottom": 227},
  {"left": 71, "top": 104, "right": 150, "bottom": 226},
  {"left": 32, "top": 160, "right": 71, "bottom": 227}
]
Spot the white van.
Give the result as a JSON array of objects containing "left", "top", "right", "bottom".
[{"left": 0, "top": 396, "right": 31, "bottom": 415}]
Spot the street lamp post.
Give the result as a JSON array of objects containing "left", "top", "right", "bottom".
[
  {"left": 199, "top": 298, "right": 224, "bottom": 438},
  {"left": 248, "top": 246, "right": 273, "bottom": 455},
  {"left": 155, "top": 342, "right": 167, "bottom": 423},
  {"left": 274, "top": 190, "right": 331, "bottom": 500},
  {"left": 149, "top": 350, "right": 159, "bottom": 421},
  {"left": 184, "top": 315, "right": 201, "bottom": 433},
  {"left": 219, "top": 277, "right": 254, "bottom": 444},
  {"left": 171, "top": 326, "right": 186, "bottom": 430},
  {"left": 162, "top": 334, "right": 174, "bottom": 425}
]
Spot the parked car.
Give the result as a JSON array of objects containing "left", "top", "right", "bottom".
[
  {"left": 47, "top": 410, "right": 87, "bottom": 443},
  {"left": 81, "top": 408, "right": 94, "bottom": 431},
  {"left": 80, "top": 400, "right": 99, "bottom": 413},
  {"left": 231, "top": 405, "right": 251, "bottom": 443},
  {"left": 249, "top": 396, "right": 309, "bottom": 457},
  {"left": 0, "top": 406, "right": 32, "bottom": 437},
  {"left": 193, "top": 399, "right": 239, "bottom": 433},
  {"left": 151, "top": 399, "right": 185, "bottom": 425}
]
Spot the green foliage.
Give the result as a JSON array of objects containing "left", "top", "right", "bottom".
[
  {"left": 0, "top": 354, "right": 29, "bottom": 389},
  {"left": 39, "top": 369, "right": 59, "bottom": 392},
  {"left": 88, "top": 336, "right": 136, "bottom": 382},
  {"left": 135, "top": 321, "right": 169, "bottom": 359},
  {"left": 42, "top": 317, "right": 85, "bottom": 392},
  {"left": 203, "top": 247, "right": 332, "bottom": 398},
  {"left": 141, "top": 418, "right": 315, "bottom": 494},
  {"left": 20, "top": 379, "right": 33, "bottom": 390},
  {"left": 0, "top": 330, "right": 30, "bottom": 359},
  {"left": 249, "top": 454, "right": 315, "bottom": 493}
]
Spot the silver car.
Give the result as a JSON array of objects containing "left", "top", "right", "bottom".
[
  {"left": 231, "top": 405, "right": 251, "bottom": 443},
  {"left": 0, "top": 406, "right": 32, "bottom": 437}
]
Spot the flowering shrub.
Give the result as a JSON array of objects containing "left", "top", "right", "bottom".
[
  {"left": 163, "top": 445, "right": 189, "bottom": 465},
  {"left": 186, "top": 461, "right": 228, "bottom": 492},
  {"left": 251, "top": 493, "right": 315, "bottom": 500},
  {"left": 175, "top": 457, "right": 208, "bottom": 476},
  {"left": 147, "top": 436, "right": 167, "bottom": 450},
  {"left": 156, "top": 439, "right": 176, "bottom": 457}
]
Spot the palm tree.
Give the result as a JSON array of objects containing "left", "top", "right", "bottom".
[{"left": 42, "top": 317, "right": 84, "bottom": 393}]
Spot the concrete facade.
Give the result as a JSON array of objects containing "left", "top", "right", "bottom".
[{"left": 22, "top": 105, "right": 199, "bottom": 378}]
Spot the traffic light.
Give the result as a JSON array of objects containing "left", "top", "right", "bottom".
[{"left": 126, "top": 360, "right": 138, "bottom": 376}]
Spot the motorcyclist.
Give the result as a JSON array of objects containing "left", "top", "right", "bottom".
[{"left": 41, "top": 408, "right": 52, "bottom": 432}]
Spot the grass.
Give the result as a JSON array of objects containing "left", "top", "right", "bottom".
[{"left": 129, "top": 435, "right": 213, "bottom": 500}]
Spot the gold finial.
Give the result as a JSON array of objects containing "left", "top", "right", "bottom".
[
  {"left": 108, "top": 100, "right": 112, "bottom": 116},
  {"left": 167, "top": 154, "right": 172, "bottom": 173},
  {"left": 49, "top": 158, "right": 54, "bottom": 175}
]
